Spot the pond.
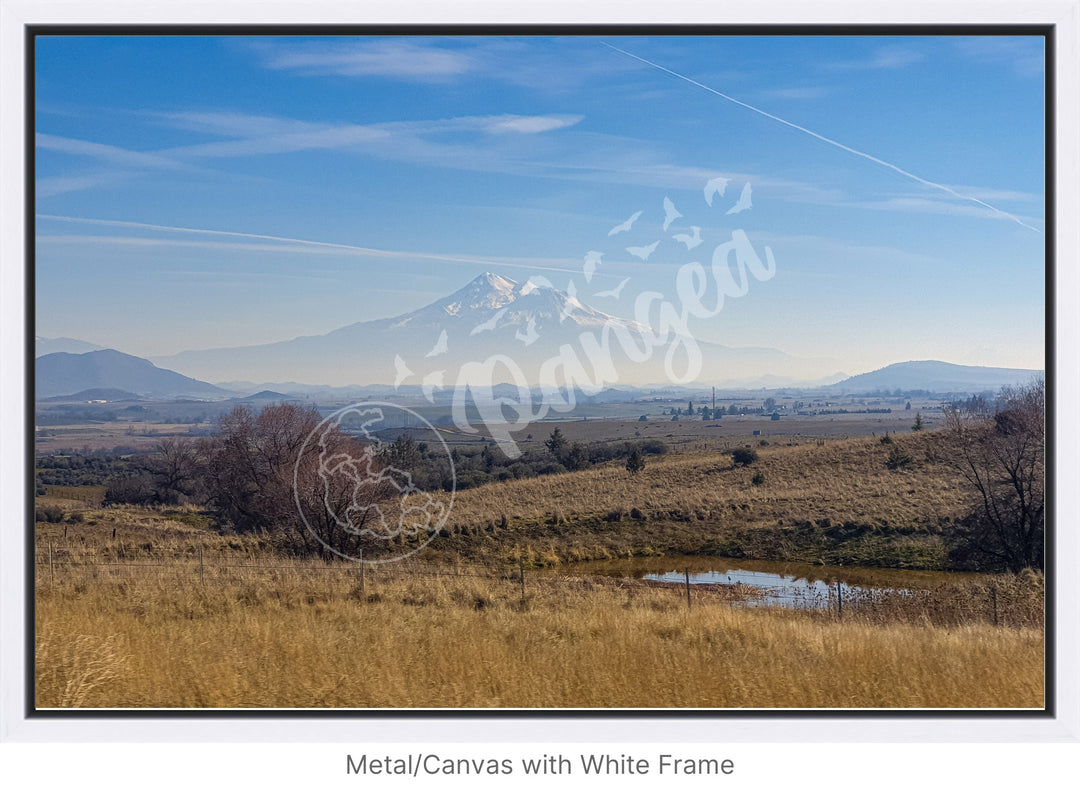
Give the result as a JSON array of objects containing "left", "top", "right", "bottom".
[{"left": 565, "top": 556, "right": 987, "bottom": 609}]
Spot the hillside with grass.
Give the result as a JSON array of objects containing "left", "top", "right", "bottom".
[{"left": 445, "top": 431, "right": 968, "bottom": 569}]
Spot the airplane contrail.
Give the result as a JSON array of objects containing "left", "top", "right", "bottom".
[
  {"left": 35, "top": 214, "right": 585, "bottom": 275},
  {"left": 601, "top": 42, "right": 1041, "bottom": 233}
]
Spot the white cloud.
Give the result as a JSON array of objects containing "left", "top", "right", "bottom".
[
  {"left": 148, "top": 111, "right": 319, "bottom": 139},
  {"left": 259, "top": 39, "right": 473, "bottom": 80},
  {"left": 35, "top": 215, "right": 585, "bottom": 276},
  {"left": 955, "top": 37, "right": 1044, "bottom": 78},
  {"left": 36, "top": 133, "right": 182, "bottom": 170},
  {"left": 482, "top": 115, "right": 584, "bottom": 134},
  {"left": 162, "top": 123, "right": 390, "bottom": 159},
  {"left": 827, "top": 45, "right": 924, "bottom": 71},
  {"left": 835, "top": 196, "right": 1043, "bottom": 228},
  {"left": 868, "top": 46, "right": 924, "bottom": 69},
  {"left": 758, "top": 86, "right": 832, "bottom": 101},
  {"left": 37, "top": 110, "right": 586, "bottom": 193},
  {"left": 152, "top": 111, "right": 582, "bottom": 160},
  {"left": 36, "top": 174, "right": 122, "bottom": 198}
]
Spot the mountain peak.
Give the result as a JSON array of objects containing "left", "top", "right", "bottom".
[
  {"left": 426, "top": 272, "right": 519, "bottom": 319},
  {"left": 474, "top": 271, "right": 517, "bottom": 291}
]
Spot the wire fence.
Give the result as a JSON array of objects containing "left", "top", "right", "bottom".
[{"left": 34, "top": 543, "right": 1043, "bottom": 629}]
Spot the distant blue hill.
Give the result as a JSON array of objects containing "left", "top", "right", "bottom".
[
  {"left": 43, "top": 387, "right": 141, "bottom": 402},
  {"left": 35, "top": 336, "right": 104, "bottom": 356},
  {"left": 36, "top": 349, "right": 230, "bottom": 400},
  {"left": 829, "top": 360, "right": 1042, "bottom": 394},
  {"left": 235, "top": 390, "right": 297, "bottom": 402}
]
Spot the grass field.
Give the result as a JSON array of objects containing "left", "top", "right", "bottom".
[
  {"left": 35, "top": 545, "right": 1043, "bottom": 709},
  {"left": 32, "top": 424, "right": 1042, "bottom": 709},
  {"left": 440, "top": 430, "right": 968, "bottom": 568}
]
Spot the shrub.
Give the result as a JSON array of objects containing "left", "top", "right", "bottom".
[
  {"left": 564, "top": 443, "right": 590, "bottom": 471},
  {"left": 885, "top": 445, "right": 913, "bottom": 471},
  {"left": 103, "top": 472, "right": 157, "bottom": 505},
  {"left": 36, "top": 505, "right": 64, "bottom": 523},
  {"left": 751, "top": 471, "right": 765, "bottom": 485},
  {"left": 588, "top": 443, "right": 617, "bottom": 463},
  {"left": 732, "top": 448, "right": 758, "bottom": 467}
]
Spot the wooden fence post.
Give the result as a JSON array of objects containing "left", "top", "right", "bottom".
[
  {"left": 519, "top": 558, "right": 526, "bottom": 602},
  {"left": 836, "top": 582, "right": 843, "bottom": 620},
  {"left": 685, "top": 568, "right": 692, "bottom": 609}
]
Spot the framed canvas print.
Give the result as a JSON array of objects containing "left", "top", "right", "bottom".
[{"left": 3, "top": 5, "right": 1076, "bottom": 778}]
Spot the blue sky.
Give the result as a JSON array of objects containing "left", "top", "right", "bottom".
[{"left": 35, "top": 34, "right": 1046, "bottom": 377}]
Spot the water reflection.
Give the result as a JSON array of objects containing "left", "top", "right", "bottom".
[
  {"left": 567, "top": 556, "right": 983, "bottom": 609},
  {"left": 645, "top": 567, "right": 864, "bottom": 608}
]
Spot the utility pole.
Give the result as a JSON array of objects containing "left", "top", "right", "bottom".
[{"left": 712, "top": 387, "right": 716, "bottom": 412}]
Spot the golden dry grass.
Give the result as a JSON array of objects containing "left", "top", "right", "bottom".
[
  {"left": 35, "top": 554, "right": 1043, "bottom": 709},
  {"left": 455, "top": 432, "right": 964, "bottom": 532},
  {"left": 32, "top": 433, "right": 1040, "bottom": 710}
]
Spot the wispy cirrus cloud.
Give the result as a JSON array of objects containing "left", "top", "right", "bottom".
[
  {"left": 831, "top": 195, "right": 1043, "bottom": 227},
  {"left": 147, "top": 111, "right": 318, "bottom": 139},
  {"left": 249, "top": 37, "right": 645, "bottom": 93},
  {"left": 153, "top": 110, "right": 583, "bottom": 139},
  {"left": 36, "top": 214, "right": 585, "bottom": 276},
  {"left": 483, "top": 115, "right": 584, "bottom": 134},
  {"left": 955, "top": 37, "right": 1044, "bottom": 78},
  {"left": 37, "top": 110, "right": 586, "bottom": 193},
  {"left": 153, "top": 111, "right": 584, "bottom": 159},
  {"left": 757, "top": 86, "right": 832, "bottom": 101},
  {"left": 36, "top": 133, "right": 184, "bottom": 170},
  {"left": 256, "top": 39, "right": 475, "bottom": 81},
  {"left": 37, "top": 173, "right": 128, "bottom": 198},
  {"left": 826, "top": 45, "right": 924, "bottom": 71}
]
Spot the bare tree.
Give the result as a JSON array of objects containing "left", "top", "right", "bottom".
[
  {"left": 203, "top": 404, "right": 404, "bottom": 558},
  {"left": 146, "top": 436, "right": 203, "bottom": 503},
  {"left": 942, "top": 377, "right": 1045, "bottom": 571}
]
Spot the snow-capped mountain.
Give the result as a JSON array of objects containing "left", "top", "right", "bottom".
[
  {"left": 151, "top": 272, "right": 831, "bottom": 388},
  {"left": 355, "top": 272, "right": 648, "bottom": 335},
  {"left": 153, "top": 273, "right": 654, "bottom": 385}
]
